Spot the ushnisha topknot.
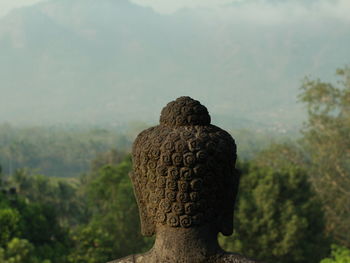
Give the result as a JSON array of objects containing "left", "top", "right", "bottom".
[{"left": 159, "top": 96, "right": 211, "bottom": 127}]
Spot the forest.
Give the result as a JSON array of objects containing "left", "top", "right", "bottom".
[{"left": 0, "top": 68, "right": 350, "bottom": 263}]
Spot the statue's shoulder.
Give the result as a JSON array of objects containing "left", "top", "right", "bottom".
[
  {"left": 219, "top": 253, "right": 262, "bottom": 263},
  {"left": 107, "top": 255, "right": 135, "bottom": 263}
]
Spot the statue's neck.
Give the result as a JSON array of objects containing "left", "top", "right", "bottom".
[{"left": 149, "top": 224, "right": 224, "bottom": 263}]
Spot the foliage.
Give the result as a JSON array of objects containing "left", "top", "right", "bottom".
[
  {"left": 320, "top": 245, "right": 350, "bottom": 263},
  {"left": 0, "top": 208, "right": 20, "bottom": 245},
  {"left": 68, "top": 157, "right": 153, "bottom": 263},
  {"left": 298, "top": 67, "right": 350, "bottom": 246},
  {"left": 0, "top": 189, "right": 69, "bottom": 263},
  {"left": 7, "top": 169, "right": 87, "bottom": 226},
  {"left": 1, "top": 149, "right": 143, "bottom": 263},
  {"left": 0, "top": 238, "right": 37, "bottom": 263},
  {"left": 220, "top": 162, "right": 329, "bottom": 263}
]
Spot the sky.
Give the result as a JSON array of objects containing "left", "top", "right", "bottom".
[
  {"left": 130, "top": 0, "right": 239, "bottom": 13},
  {"left": 0, "top": 0, "right": 232, "bottom": 17},
  {"left": 0, "top": 0, "right": 44, "bottom": 17},
  {"left": 1, "top": 0, "right": 234, "bottom": 17},
  {"left": 1, "top": 0, "right": 350, "bottom": 21}
]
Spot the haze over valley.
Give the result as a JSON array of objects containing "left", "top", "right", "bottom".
[{"left": 0, "top": 0, "right": 349, "bottom": 132}]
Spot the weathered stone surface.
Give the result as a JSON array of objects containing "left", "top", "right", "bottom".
[
  {"left": 108, "top": 97, "right": 261, "bottom": 263},
  {"left": 110, "top": 253, "right": 259, "bottom": 263}
]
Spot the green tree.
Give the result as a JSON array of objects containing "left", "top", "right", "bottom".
[
  {"left": 0, "top": 189, "right": 69, "bottom": 263},
  {"left": 220, "top": 163, "right": 329, "bottom": 263},
  {"left": 0, "top": 238, "right": 40, "bottom": 263},
  {"left": 69, "top": 157, "right": 152, "bottom": 263},
  {"left": 8, "top": 169, "right": 86, "bottom": 227},
  {"left": 321, "top": 245, "right": 350, "bottom": 263},
  {"left": 299, "top": 67, "right": 350, "bottom": 246},
  {"left": 0, "top": 209, "right": 20, "bottom": 245}
]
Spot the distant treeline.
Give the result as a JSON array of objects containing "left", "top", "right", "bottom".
[
  {"left": 0, "top": 124, "right": 132, "bottom": 177},
  {"left": 0, "top": 123, "right": 289, "bottom": 178}
]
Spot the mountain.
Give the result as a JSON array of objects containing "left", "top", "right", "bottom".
[{"left": 0, "top": 0, "right": 349, "bottom": 131}]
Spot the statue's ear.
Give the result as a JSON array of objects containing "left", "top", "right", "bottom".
[
  {"left": 220, "top": 168, "right": 240, "bottom": 236},
  {"left": 129, "top": 171, "right": 155, "bottom": 236}
]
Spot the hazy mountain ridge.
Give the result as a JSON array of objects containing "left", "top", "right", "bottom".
[{"left": 0, "top": 0, "right": 349, "bottom": 131}]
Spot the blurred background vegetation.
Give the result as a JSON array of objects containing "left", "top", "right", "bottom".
[{"left": 0, "top": 68, "right": 349, "bottom": 262}]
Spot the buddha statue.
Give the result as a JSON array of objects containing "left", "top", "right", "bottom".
[{"left": 109, "top": 96, "right": 260, "bottom": 263}]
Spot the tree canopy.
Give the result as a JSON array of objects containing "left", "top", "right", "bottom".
[
  {"left": 220, "top": 162, "right": 329, "bottom": 263},
  {"left": 299, "top": 67, "right": 350, "bottom": 246}
]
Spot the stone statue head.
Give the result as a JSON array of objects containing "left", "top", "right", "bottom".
[{"left": 131, "top": 96, "right": 239, "bottom": 237}]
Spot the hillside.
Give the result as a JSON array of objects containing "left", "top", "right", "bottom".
[{"left": 0, "top": 0, "right": 349, "bottom": 131}]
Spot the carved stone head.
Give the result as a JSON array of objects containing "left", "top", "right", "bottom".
[{"left": 131, "top": 96, "right": 239, "bottom": 237}]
